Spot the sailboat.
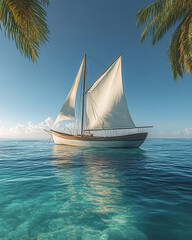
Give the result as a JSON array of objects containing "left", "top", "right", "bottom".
[{"left": 50, "top": 53, "right": 152, "bottom": 148}]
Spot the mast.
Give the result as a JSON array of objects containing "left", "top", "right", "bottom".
[{"left": 81, "top": 54, "right": 86, "bottom": 136}]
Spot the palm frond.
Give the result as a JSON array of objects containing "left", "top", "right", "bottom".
[
  {"left": 136, "top": 0, "right": 169, "bottom": 27},
  {"left": 140, "top": 19, "right": 156, "bottom": 43},
  {"left": 152, "top": 0, "right": 190, "bottom": 44},
  {"left": 168, "top": 24, "right": 184, "bottom": 79},
  {"left": 41, "top": 0, "right": 51, "bottom": 6},
  {"left": 136, "top": 0, "right": 192, "bottom": 80},
  {"left": 0, "top": 0, "right": 49, "bottom": 62},
  {"left": 168, "top": 12, "right": 192, "bottom": 79},
  {"left": 179, "top": 14, "right": 192, "bottom": 74}
]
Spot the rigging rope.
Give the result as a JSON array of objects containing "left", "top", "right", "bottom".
[{"left": 87, "top": 55, "right": 107, "bottom": 68}]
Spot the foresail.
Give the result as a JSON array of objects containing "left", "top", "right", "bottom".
[
  {"left": 54, "top": 58, "right": 84, "bottom": 125},
  {"left": 85, "top": 56, "right": 135, "bottom": 130}
]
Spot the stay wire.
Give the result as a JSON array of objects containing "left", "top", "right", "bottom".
[{"left": 87, "top": 55, "right": 107, "bottom": 69}]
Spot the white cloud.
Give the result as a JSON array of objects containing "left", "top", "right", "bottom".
[
  {"left": 0, "top": 117, "right": 54, "bottom": 138},
  {"left": 184, "top": 128, "right": 192, "bottom": 135},
  {"left": 0, "top": 117, "right": 192, "bottom": 139},
  {"left": 149, "top": 128, "right": 192, "bottom": 138},
  {"left": 0, "top": 117, "right": 82, "bottom": 138}
]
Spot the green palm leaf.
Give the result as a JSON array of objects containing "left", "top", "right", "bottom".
[
  {"left": 0, "top": 0, "right": 50, "bottom": 62},
  {"left": 136, "top": 0, "right": 192, "bottom": 80}
]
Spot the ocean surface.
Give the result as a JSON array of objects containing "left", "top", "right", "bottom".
[{"left": 0, "top": 139, "right": 192, "bottom": 240}]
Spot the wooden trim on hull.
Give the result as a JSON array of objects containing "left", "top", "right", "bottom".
[{"left": 50, "top": 129, "right": 148, "bottom": 148}]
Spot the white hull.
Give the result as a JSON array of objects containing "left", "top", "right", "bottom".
[{"left": 51, "top": 130, "right": 148, "bottom": 148}]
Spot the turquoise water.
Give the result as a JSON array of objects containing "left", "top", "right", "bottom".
[{"left": 0, "top": 139, "right": 192, "bottom": 240}]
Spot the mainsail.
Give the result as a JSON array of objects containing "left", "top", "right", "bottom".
[
  {"left": 85, "top": 56, "right": 135, "bottom": 130},
  {"left": 54, "top": 58, "right": 84, "bottom": 125}
]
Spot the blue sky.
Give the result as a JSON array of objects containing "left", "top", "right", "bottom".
[{"left": 0, "top": 0, "right": 192, "bottom": 138}]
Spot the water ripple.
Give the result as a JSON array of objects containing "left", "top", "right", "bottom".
[{"left": 0, "top": 139, "right": 192, "bottom": 239}]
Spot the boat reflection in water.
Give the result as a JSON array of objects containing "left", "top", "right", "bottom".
[{"left": 50, "top": 145, "right": 147, "bottom": 240}]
